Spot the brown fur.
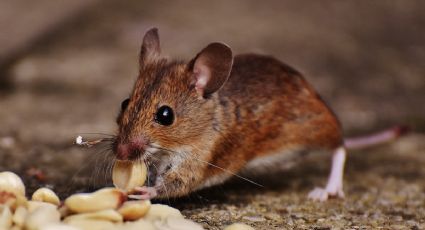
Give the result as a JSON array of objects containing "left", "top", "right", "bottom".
[
  {"left": 205, "top": 54, "right": 342, "bottom": 179},
  {"left": 115, "top": 29, "right": 342, "bottom": 198}
]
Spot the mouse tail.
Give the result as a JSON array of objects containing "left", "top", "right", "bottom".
[{"left": 344, "top": 125, "right": 409, "bottom": 150}]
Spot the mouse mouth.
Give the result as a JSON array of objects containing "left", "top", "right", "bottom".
[
  {"left": 112, "top": 139, "right": 174, "bottom": 187},
  {"left": 128, "top": 149, "right": 146, "bottom": 161},
  {"left": 113, "top": 142, "right": 146, "bottom": 161},
  {"left": 114, "top": 149, "right": 143, "bottom": 161},
  {"left": 113, "top": 136, "right": 150, "bottom": 161}
]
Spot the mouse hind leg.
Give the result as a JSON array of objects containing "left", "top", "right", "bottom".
[{"left": 308, "top": 146, "right": 346, "bottom": 202}]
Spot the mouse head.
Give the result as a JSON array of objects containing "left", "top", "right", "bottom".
[{"left": 114, "top": 28, "right": 233, "bottom": 163}]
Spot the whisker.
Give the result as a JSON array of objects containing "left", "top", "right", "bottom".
[
  {"left": 66, "top": 145, "right": 109, "bottom": 193},
  {"left": 141, "top": 155, "right": 150, "bottom": 187},
  {"left": 149, "top": 145, "right": 264, "bottom": 188},
  {"left": 75, "top": 137, "right": 114, "bottom": 148},
  {"left": 102, "top": 149, "right": 115, "bottom": 186},
  {"left": 149, "top": 162, "right": 171, "bottom": 203},
  {"left": 77, "top": 132, "right": 117, "bottom": 137},
  {"left": 91, "top": 146, "right": 113, "bottom": 188},
  {"left": 183, "top": 152, "right": 264, "bottom": 188},
  {"left": 144, "top": 151, "right": 171, "bottom": 202}
]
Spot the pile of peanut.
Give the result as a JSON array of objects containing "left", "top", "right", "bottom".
[{"left": 0, "top": 160, "right": 254, "bottom": 230}]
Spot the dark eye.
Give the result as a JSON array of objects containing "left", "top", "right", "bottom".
[
  {"left": 155, "top": 105, "right": 174, "bottom": 126},
  {"left": 121, "top": 98, "right": 130, "bottom": 111}
]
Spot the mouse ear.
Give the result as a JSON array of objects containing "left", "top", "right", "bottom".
[
  {"left": 189, "top": 43, "right": 233, "bottom": 98},
  {"left": 139, "top": 27, "right": 161, "bottom": 66}
]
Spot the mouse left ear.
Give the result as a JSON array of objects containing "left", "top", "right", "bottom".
[
  {"left": 188, "top": 42, "right": 233, "bottom": 98},
  {"left": 140, "top": 27, "right": 161, "bottom": 66}
]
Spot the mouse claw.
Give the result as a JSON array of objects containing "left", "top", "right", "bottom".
[
  {"left": 128, "top": 186, "right": 158, "bottom": 200},
  {"left": 308, "top": 187, "right": 329, "bottom": 202},
  {"left": 307, "top": 187, "right": 344, "bottom": 202}
]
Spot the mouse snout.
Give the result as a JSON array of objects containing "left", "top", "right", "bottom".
[{"left": 115, "top": 137, "right": 147, "bottom": 160}]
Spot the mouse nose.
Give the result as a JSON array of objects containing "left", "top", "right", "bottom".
[{"left": 115, "top": 137, "right": 147, "bottom": 160}]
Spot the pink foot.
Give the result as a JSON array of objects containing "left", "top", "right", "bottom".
[
  {"left": 308, "top": 147, "right": 346, "bottom": 202},
  {"left": 308, "top": 186, "right": 345, "bottom": 202},
  {"left": 128, "top": 186, "right": 158, "bottom": 200}
]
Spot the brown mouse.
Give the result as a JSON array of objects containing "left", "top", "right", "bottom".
[{"left": 113, "top": 28, "right": 406, "bottom": 201}]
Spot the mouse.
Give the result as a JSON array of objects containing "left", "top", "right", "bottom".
[{"left": 112, "top": 28, "right": 406, "bottom": 202}]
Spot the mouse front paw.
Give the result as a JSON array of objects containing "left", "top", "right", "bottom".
[
  {"left": 127, "top": 186, "right": 158, "bottom": 200},
  {"left": 307, "top": 186, "right": 344, "bottom": 202}
]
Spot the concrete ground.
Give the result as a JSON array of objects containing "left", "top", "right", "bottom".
[{"left": 0, "top": 1, "right": 424, "bottom": 229}]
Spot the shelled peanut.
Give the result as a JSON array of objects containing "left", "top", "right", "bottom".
[
  {"left": 112, "top": 160, "right": 147, "bottom": 193},
  {"left": 0, "top": 162, "right": 253, "bottom": 230},
  {"left": 0, "top": 167, "right": 204, "bottom": 230}
]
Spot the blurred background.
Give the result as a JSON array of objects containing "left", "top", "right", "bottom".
[{"left": 0, "top": 1, "right": 424, "bottom": 229}]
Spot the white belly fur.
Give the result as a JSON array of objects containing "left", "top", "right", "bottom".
[
  {"left": 241, "top": 147, "right": 307, "bottom": 176},
  {"left": 197, "top": 147, "right": 307, "bottom": 190}
]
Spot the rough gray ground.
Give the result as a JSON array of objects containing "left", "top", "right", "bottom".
[{"left": 0, "top": 1, "right": 424, "bottom": 229}]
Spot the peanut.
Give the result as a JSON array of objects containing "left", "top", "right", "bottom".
[
  {"left": 27, "top": 201, "right": 57, "bottom": 213},
  {"left": 112, "top": 160, "right": 147, "bottom": 192},
  {"left": 12, "top": 206, "right": 27, "bottom": 227},
  {"left": 66, "top": 219, "right": 115, "bottom": 230},
  {"left": 32, "top": 188, "right": 60, "bottom": 206},
  {"left": 118, "top": 200, "right": 151, "bottom": 221},
  {"left": 110, "top": 219, "right": 156, "bottom": 230},
  {"left": 64, "top": 188, "right": 126, "bottom": 213},
  {"left": 40, "top": 223, "right": 80, "bottom": 230},
  {"left": 0, "top": 171, "right": 25, "bottom": 197},
  {"left": 24, "top": 205, "right": 61, "bottom": 230},
  {"left": 64, "top": 209, "right": 123, "bottom": 223},
  {"left": 161, "top": 216, "right": 204, "bottom": 230},
  {"left": 0, "top": 205, "right": 12, "bottom": 229},
  {"left": 144, "top": 204, "right": 183, "bottom": 221},
  {"left": 224, "top": 223, "right": 255, "bottom": 230}
]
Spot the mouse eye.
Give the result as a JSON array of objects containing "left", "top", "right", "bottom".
[
  {"left": 155, "top": 105, "right": 174, "bottom": 126},
  {"left": 121, "top": 98, "right": 130, "bottom": 111}
]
